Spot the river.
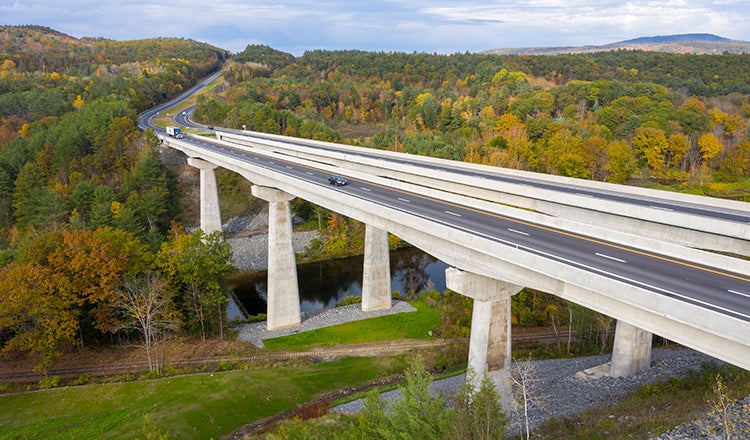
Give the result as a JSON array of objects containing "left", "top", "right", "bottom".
[{"left": 230, "top": 247, "right": 448, "bottom": 316}]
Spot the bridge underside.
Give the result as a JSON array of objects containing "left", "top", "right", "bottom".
[{"left": 175, "top": 137, "right": 748, "bottom": 411}]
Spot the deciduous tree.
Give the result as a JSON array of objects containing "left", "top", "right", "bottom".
[
  {"left": 157, "top": 228, "right": 234, "bottom": 340},
  {"left": 698, "top": 132, "right": 724, "bottom": 167},
  {"left": 0, "top": 263, "right": 77, "bottom": 374},
  {"left": 632, "top": 126, "right": 668, "bottom": 174},
  {"left": 605, "top": 140, "right": 637, "bottom": 183},
  {"left": 115, "top": 272, "right": 177, "bottom": 373},
  {"left": 48, "top": 228, "right": 130, "bottom": 334}
]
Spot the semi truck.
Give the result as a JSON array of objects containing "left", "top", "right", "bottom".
[{"left": 166, "top": 126, "right": 183, "bottom": 138}]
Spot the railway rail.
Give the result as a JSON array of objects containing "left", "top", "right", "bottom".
[{"left": 0, "top": 331, "right": 574, "bottom": 383}]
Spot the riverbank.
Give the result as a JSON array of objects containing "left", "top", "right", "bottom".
[
  {"left": 219, "top": 212, "right": 320, "bottom": 271},
  {"left": 227, "top": 231, "right": 319, "bottom": 271}
]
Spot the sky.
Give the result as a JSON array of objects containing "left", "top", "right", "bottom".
[{"left": 2, "top": 0, "right": 750, "bottom": 56}]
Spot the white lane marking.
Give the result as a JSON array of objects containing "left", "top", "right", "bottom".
[
  {"left": 286, "top": 166, "right": 293, "bottom": 169},
  {"left": 508, "top": 228, "right": 530, "bottom": 236},
  {"left": 596, "top": 253, "right": 627, "bottom": 263},
  {"left": 398, "top": 197, "right": 411, "bottom": 203},
  {"left": 361, "top": 187, "right": 371, "bottom": 192},
  {"left": 445, "top": 211, "right": 462, "bottom": 217},
  {"left": 729, "top": 289, "right": 750, "bottom": 299},
  {"left": 649, "top": 205, "right": 674, "bottom": 211},
  {"left": 403, "top": 204, "right": 749, "bottom": 319},
  {"left": 306, "top": 172, "right": 314, "bottom": 175}
]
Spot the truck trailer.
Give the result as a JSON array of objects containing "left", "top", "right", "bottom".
[{"left": 166, "top": 126, "right": 183, "bottom": 138}]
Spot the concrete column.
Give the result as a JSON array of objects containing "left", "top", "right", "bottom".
[
  {"left": 251, "top": 185, "right": 300, "bottom": 330},
  {"left": 361, "top": 224, "right": 392, "bottom": 312},
  {"left": 446, "top": 267, "right": 523, "bottom": 414},
  {"left": 187, "top": 158, "right": 222, "bottom": 234},
  {"left": 610, "top": 320, "right": 653, "bottom": 377}
]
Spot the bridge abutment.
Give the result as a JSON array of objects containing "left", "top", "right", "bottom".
[
  {"left": 361, "top": 225, "right": 392, "bottom": 312},
  {"left": 252, "top": 185, "right": 301, "bottom": 330},
  {"left": 446, "top": 267, "right": 522, "bottom": 414},
  {"left": 187, "top": 158, "right": 222, "bottom": 234},
  {"left": 610, "top": 320, "right": 652, "bottom": 377}
]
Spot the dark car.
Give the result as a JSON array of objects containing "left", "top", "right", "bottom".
[{"left": 328, "top": 175, "right": 348, "bottom": 186}]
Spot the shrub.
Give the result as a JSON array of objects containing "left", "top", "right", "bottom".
[
  {"left": 339, "top": 295, "right": 362, "bottom": 306},
  {"left": 38, "top": 375, "right": 61, "bottom": 389}
]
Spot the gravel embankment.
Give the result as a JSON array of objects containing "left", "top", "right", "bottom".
[
  {"left": 221, "top": 212, "right": 319, "bottom": 271},
  {"left": 653, "top": 395, "right": 750, "bottom": 440},
  {"left": 227, "top": 230, "right": 319, "bottom": 271},
  {"left": 332, "top": 348, "right": 744, "bottom": 439}
]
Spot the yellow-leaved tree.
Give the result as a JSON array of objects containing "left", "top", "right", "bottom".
[
  {"left": 73, "top": 94, "right": 84, "bottom": 109},
  {"left": 698, "top": 132, "right": 723, "bottom": 167},
  {"left": 0, "top": 263, "right": 77, "bottom": 375}
]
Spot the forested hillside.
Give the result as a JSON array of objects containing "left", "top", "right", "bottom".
[
  {"left": 0, "top": 26, "right": 230, "bottom": 372},
  {"left": 3, "top": 28, "right": 750, "bottom": 374},
  {"left": 0, "top": 26, "right": 228, "bottom": 242},
  {"left": 201, "top": 46, "right": 750, "bottom": 196}
]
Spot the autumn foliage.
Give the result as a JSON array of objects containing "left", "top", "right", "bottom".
[
  {"left": 204, "top": 46, "right": 750, "bottom": 198},
  {"left": 0, "top": 226, "right": 233, "bottom": 374}
]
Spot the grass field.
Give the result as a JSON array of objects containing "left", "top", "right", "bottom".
[
  {"left": 0, "top": 356, "right": 407, "bottom": 440},
  {"left": 262, "top": 300, "right": 441, "bottom": 350},
  {"left": 0, "top": 301, "right": 438, "bottom": 439}
]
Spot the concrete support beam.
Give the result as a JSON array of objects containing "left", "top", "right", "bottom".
[
  {"left": 361, "top": 224, "right": 392, "bottom": 312},
  {"left": 251, "top": 185, "right": 300, "bottom": 330},
  {"left": 446, "top": 267, "right": 523, "bottom": 414},
  {"left": 610, "top": 320, "right": 653, "bottom": 377},
  {"left": 187, "top": 158, "right": 222, "bottom": 234}
]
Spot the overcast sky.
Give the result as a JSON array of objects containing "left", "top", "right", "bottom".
[{"left": 2, "top": 1, "right": 750, "bottom": 55}]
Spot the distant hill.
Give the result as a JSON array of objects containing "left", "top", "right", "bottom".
[{"left": 482, "top": 33, "right": 750, "bottom": 55}]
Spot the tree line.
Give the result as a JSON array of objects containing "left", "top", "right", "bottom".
[
  {"left": 0, "top": 225, "right": 233, "bottom": 375},
  {"left": 203, "top": 46, "right": 750, "bottom": 193}
]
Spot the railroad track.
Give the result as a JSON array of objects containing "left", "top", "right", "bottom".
[{"left": 0, "top": 331, "right": 574, "bottom": 383}]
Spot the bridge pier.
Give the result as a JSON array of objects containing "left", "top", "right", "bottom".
[
  {"left": 187, "top": 158, "right": 222, "bottom": 234},
  {"left": 361, "top": 224, "right": 392, "bottom": 311},
  {"left": 251, "top": 185, "right": 301, "bottom": 330},
  {"left": 446, "top": 267, "right": 523, "bottom": 414},
  {"left": 610, "top": 320, "right": 652, "bottom": 377}
]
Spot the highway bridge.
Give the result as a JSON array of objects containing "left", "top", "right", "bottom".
[{"left": 139, "top": 71, "right": 750, "bottom": 410}]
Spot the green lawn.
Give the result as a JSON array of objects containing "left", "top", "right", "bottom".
[
  {"left": 262, "top": 300, "right": 442, "bottom": 350},
  {"left": 0, "top": 301, "right": 440, "bottom": 439},
  {"left": 0, "top": 356, "right": 405, "bottom": 440},
  {"left": 0, "top": 300, "right": 439, "bottom": 439}
]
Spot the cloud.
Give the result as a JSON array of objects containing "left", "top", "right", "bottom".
[{"left": 1, "top": 0, "right": 749, "bottom": 54}]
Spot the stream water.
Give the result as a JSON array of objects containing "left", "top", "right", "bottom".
[{"left": 230, "top": 247, "right": 448, "bottom": 316}]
